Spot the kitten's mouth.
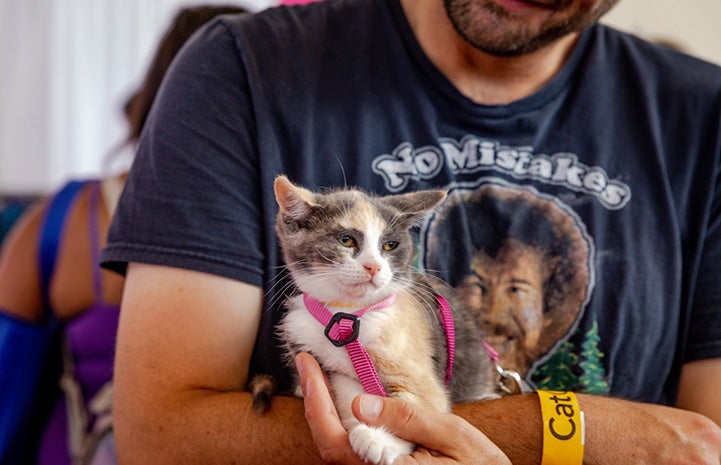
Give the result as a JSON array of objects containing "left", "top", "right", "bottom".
[
  {"left": 345, "top": 281, "right": 373, "bottom": 294},
  {"left": 341, "top": 279, "right": 381, "bottom": 299}
]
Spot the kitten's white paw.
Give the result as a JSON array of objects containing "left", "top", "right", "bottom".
[{"left": 349, "top": 424, "right": 413, "bottom": 465}]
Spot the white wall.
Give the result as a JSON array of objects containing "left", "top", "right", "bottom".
[
  {"left": 1, "top": 0, "right": 719, "bottom": 195},
  {"left": 602, "top": 0, "right": 721, "bottom": 65},
  {"left": 0, "top": 0, "right": 273, "bottom": 195}
]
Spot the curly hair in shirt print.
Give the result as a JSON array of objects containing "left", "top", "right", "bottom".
[{"left": 420, "top": 179, "right": 608, "bottom": 393}]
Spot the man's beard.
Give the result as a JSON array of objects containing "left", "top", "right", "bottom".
[{"left": 443, "top": 0, "right": 619, "bottom": 57}]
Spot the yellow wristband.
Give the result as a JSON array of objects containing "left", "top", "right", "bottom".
[{"left": 537, "top": 390, "right": 585, "bottom": 465}]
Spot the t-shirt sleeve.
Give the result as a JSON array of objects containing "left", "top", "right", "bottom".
[
  {"left": 101, "top": 18, "right": 266, "bottom": 287},
  {"left": 685, "top": 155, "right": 721, "bottom": 363}
]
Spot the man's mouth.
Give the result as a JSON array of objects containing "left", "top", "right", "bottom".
[{"left": 495, "top": 0, "right": 558, "bottom": 11}]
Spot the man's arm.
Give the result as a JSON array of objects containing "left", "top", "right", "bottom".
[
  {"left": 112, "top": 263, "right": 323, "bottom": 464},
  {"left": 114, "top": 263, "right": 721, "bottom": 464},
  {"left": 677, "top": 358, "right": 721, "bottom": 426},
  {"left": 454, "top": 390, "right": 721, "bottom": 465},
  {"left": 295, "top": 350, "right": 721, "bottom": 465}
]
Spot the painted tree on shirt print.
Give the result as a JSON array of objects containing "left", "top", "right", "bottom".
[
  {"left": 579, "top": 321, "right": 610, "bottom": 394},
  {"left": 531, "top": 319, "right": 610, "bottom": 394},
  {"left": 532, "top": 340, "right": 580, "bottom": 389}
]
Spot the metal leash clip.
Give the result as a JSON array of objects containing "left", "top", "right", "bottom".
[{"left": 496, "top": 364, "right": 524, "bottom": 396}]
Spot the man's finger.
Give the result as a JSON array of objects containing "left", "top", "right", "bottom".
[
  {"left": 295, "top": 353, "right": 365, "bottom": 464},
  {"left": 296, "top": 353, "right": 345, "bottom": 433}
]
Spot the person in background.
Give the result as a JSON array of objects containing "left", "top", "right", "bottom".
[
  {"left": 101, "top": 0, "right": 721, "bottom": 464},
  {"left": 0, "top": 5, "right": 247, "bottom": 464}
]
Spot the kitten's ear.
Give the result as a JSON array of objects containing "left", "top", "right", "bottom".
[
  {"left": 274, "top": 175, "right": 318, "bottom": 221},
  {"left": 384, "top": 190, "right": 447, "bottom": 223}
]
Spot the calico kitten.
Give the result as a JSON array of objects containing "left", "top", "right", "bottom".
[{"left": 252, "top": 175, "right": 498, "bottom": 465}]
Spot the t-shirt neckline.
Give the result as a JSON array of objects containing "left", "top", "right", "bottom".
[{"left": 385, "top": 0, "right": 594, "bottom": 118}]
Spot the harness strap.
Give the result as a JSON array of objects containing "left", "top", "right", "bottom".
[
  {"left": 434, "top": 295, "right": 455, "bottom": 385},
  {"left": 39, "top": 180, "right": 87, "bottom": 318},
  {"left": 304, "top": 294, "right": 393, "bottom": 396},
  {"left": 304, "top": 293, "right": 458, "bottom": 397}
]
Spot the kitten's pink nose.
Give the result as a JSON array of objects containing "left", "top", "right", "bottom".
[{"left": 364, "top": 263, "right": 380, "bottom": 277}]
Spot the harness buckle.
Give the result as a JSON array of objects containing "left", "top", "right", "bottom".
[
  {"left": 324, "top": 312, "right": 361, "bottom": 347},
  {"left": 496, "top": 364, "right": 524, "bottom": 395}
]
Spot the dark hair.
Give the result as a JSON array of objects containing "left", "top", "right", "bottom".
[
  {"left": 423, "top": 183, "right": 592, "bottom": 348},
  {"left": 123, "top": 5, "right": 248, "bottom": 143}
]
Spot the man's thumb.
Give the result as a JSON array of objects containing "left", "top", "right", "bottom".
[
  {"left": 355, "top": 395, "right": 384, "bottom": 420},
  {"left": 352, "top": 394, "right": 427, "bottom": 443}
]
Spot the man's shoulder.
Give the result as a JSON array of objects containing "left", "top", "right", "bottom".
[
  {"left": 224, "top": 0, "right": 385, "bottom": 45},
  {"left": 592, "top": 24, "right": 721, "bottom": 94},
  {"left": 210, "top": 0, "right": 399, "bottom": 91}
]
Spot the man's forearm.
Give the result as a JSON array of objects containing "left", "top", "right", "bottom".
[
  {"left": 453, "top": 393, "right": 542, "bottom": 464},
  {"left": 454, "top": 393, "right": 721, "bottom": 465},
  {"left": 115, "top": 391, "right": 323, "bottom": 465}
]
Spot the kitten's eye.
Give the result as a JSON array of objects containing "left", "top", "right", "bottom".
[
  {"left": 382, "top": 241, "right": 399, "bottom": 251},
  {"left": 338, "top": 234, "right": 357, "bottom": 248}
]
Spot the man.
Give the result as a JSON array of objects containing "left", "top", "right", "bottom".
[{"left": 102, "top": 0, "right": 721, "bottom": 463}]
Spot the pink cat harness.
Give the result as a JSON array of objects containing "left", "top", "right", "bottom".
[{"left": 303, "top": 293, "right": 456, "bottom": 397}]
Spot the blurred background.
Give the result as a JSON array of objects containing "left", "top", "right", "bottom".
[{"left": 1, "top": 0, "right": 719, "bottom": 196}]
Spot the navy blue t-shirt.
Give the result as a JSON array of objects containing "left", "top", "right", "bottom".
[{"left": 102, "top": 0, "right": 721, "bottom": 404}]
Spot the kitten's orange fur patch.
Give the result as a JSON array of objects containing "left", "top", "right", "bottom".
[{"left": 369, "top": 295, "right": 450, "bottom": 414}]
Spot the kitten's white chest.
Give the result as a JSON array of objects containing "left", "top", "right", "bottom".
[{"left": 280, "top": 295, "right": 390, "bottom": 376}]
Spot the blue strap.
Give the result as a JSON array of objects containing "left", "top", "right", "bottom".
[{"left": 38, "top": 180, "right": 87, "bottom": 318}]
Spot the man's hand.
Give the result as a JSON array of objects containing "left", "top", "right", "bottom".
[
  {"left": 580, "top": 394, "right": 721, "bottom": 465},
  {"left": 295, "top": 352, "right": 510, "bottom": 465}
]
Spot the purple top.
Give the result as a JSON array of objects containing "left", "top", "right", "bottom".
[{"left": 37, "top": 181, "right": 120, "bottom": 465}]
